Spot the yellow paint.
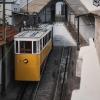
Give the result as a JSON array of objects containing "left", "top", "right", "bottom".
[{"left": 15, "top": 40, "right": 52, "bottom": 81}]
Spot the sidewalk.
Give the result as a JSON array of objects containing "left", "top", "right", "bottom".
[
  {"left": 71, "top": 38, "right": 100, "bottom": 100},
  {"left": 53, "top": 22, "right": 76, "bottom": 47}
]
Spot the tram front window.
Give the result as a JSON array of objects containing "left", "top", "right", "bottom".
[
  {"left": 20, "top": 41, "right": 32, "bottom": 53},
  {"left": 33, "top": 41, "right": 36, "bottom": 53},
  {"left": 16, "top": 41, "right": 18, "bottom": 53}
]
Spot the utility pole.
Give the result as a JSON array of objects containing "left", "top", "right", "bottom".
[
  {"left": 3, "top": 0, "right": 6, "bottom": 40},
  {"left": 1, "top": 0, "right": 6, "bottom": 96},
  {"left": 27, "top": 0, "right": 28, "bottom": 13},
  {"left": 1, "top": 0, "right": 15, "bottom": 96}
]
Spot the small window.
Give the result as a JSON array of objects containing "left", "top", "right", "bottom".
[
  {"left": 40, "top": 39, "right": 42, "bottom": 51},
  {"left": 37, "top": 41, "right": 40, "bottom": 53},
  {"left": 49, "top": 31, "right": 51, "bottom": 40},
  {"left": 45, "top": 35, "right": 47, "bottom": 45},
  {"left": 46, "top": 34, "right": 48, "bottom": 43},
  {"left": 16, "top": 41, "right": 18, "bottom": 53},
  {"left": 43, "top": 37, "right": 45, "bottom": 47},
  {"left": 20, "top": 41, "right": 32, "bottom": 53},
  {"left": 33, "top": 41, "right": 36, "bottom": 53}
]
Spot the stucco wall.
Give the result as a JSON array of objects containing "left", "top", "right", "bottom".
[{"left": 95, "top": 16, "right": 100, "bottom": 64}]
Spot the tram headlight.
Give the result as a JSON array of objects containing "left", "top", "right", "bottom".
[{"left": 23, "top": 59, "right": 28, "bottom": 64}]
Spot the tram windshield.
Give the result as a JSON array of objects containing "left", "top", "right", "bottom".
[{"left": 20, "top": 41, "right": 32, "bottom": 53}]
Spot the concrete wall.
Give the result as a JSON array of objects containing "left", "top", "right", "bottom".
[
  {"left": 95, "top": 16, "right": 100, "bottom": 63},
  {"left": 67, "top": 9, "right": 95, "bottom": 42},
  {"left": 79, "top": 16, "right": 95, "bottom": 42},
  {"left": 0, "top": 43, "right": 14, "bottom": 87},
  {"left": 6, "top": 43, "right": 14, "bottom": 87}
]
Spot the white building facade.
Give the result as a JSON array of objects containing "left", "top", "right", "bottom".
[{"left": 0, "top": 1, "right": 20, "bottom": 25}]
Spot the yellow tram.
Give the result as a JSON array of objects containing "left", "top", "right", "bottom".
[{"left": 14, "top": 24, "right": 53, "bottom": 81}]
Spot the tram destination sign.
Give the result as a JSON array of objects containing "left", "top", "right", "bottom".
[{"left": 93, "top": 0, "right": 100, "bottom": 7}]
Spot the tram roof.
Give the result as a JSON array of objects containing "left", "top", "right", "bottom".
[
  {"left": 14, "top": 24, "right": 52, "bottom": 41},
  {"left": 21, "top": 0, "right": 51, "bottom": 14}
]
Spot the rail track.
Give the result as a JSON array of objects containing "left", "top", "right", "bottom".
[
  {"left": 16, "top": 56, "right": 48, "bottom": 100},
  {"left": 15, "top": 47, "right": 72, "bottom": 100},
  {"left": 53, "top": 47, "right": 72, "bottom": 100}
]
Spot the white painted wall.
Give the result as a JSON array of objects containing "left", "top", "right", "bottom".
[
  {"left": 0, "top": 3, "right": 20, "bottom": 25},
  {"left": 95, "top": 16, "right": 100, "bottom": 64},
  {"left": 80, "top": 0, "right": 100, "bottom": 12}
]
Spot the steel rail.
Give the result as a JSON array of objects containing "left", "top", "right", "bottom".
[
  {"left": 60, "top": 47, "right": 72, "bottom": 100},
  {"left": 53, "top": 47, "right": 72, "bottom": 100},
  {"left": 30, "top": 56, "right": 49, "bottom": 100}
]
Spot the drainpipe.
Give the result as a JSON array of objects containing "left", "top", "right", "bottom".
[{"left": 77, "top": 16, "right": 80, "bottom": 50}]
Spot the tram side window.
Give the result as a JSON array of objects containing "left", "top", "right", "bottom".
[
  {"left": 20, "top": 41, "right": 32, "bottom": 53},
  {"left": 46, "top": 34, "right": 48, "bottom": 43},
  {"left": 49, "top": 31, "right": 51, "bottom": 40},
  {"left": 40, "top": 39, "right": 42, "bottom": 51},
  {"left": 33, "top": 41, "right": 36, "bottom": 53},
  {"left": 43, "top": 37, "right": 45, "bottom": 47},
  {"left": 16, "top": 41, "right": 18, "bottom": 53},
  {"left": 37, "top": 41, "right": 40, "bottom": 53},
  {"left": 45, "top": 35, "right": 47, "bottom": 45}
]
